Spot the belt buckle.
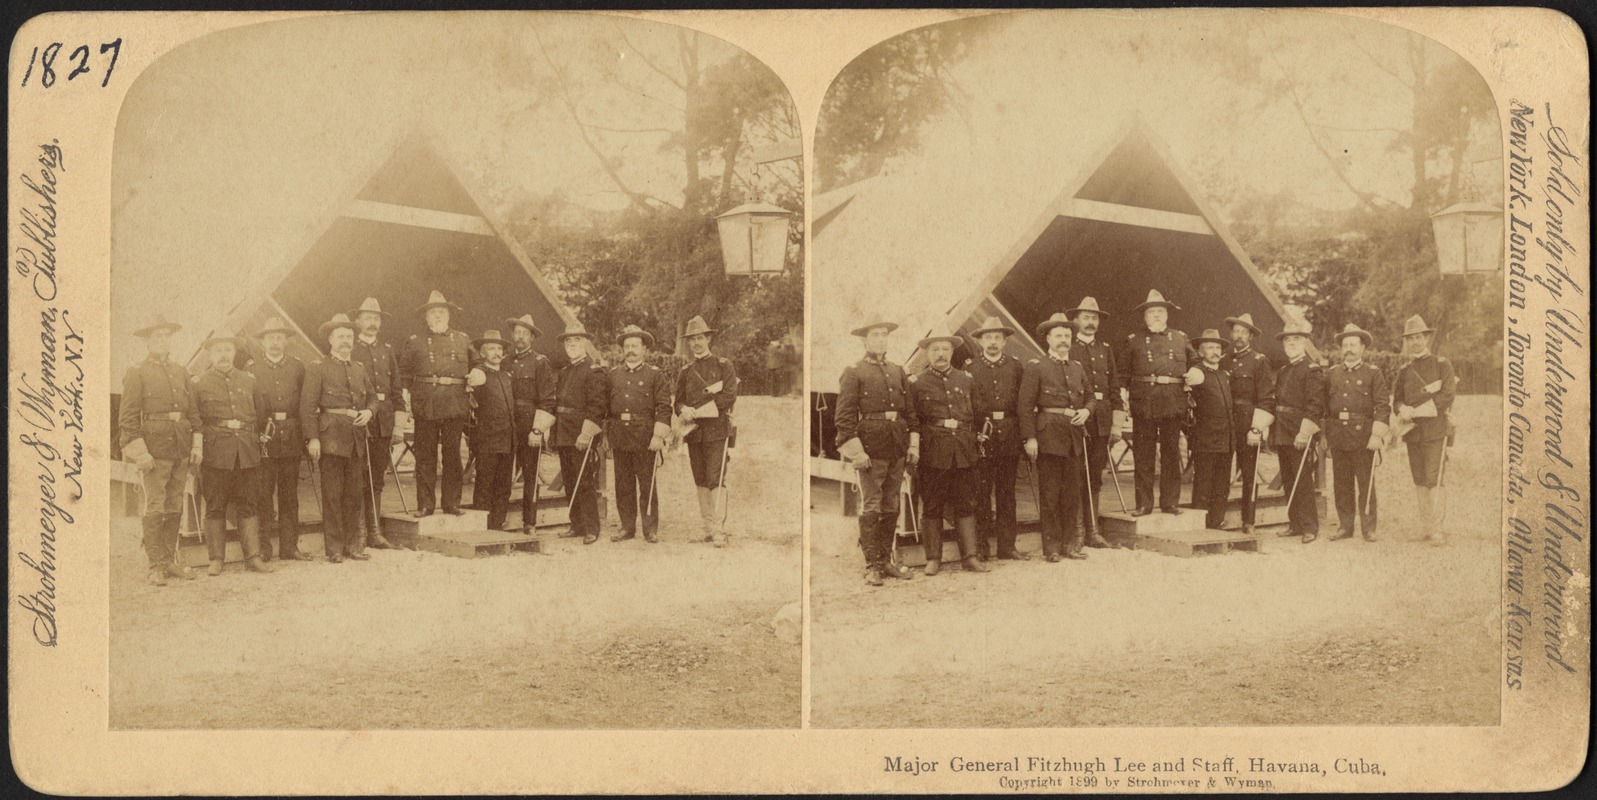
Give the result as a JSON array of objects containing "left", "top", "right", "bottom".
[
  {"left": 990, "top": 411, "right": 1005, "bottom": 420},
  {"left": 224, "top": 420, "right": 241, "bottom": 430},
  {"left": 1094, "top": 391, "right": 1104, "bottom": 400},
  {"left": 377, "top": 393, "right": 386, "bottom": 400},
  {"left": 621, "top": 413, "right": 633, "bottom": 421},
  {"left": 883, "top": 411, "right": 898, "bottom": 420},
  {"left": 941, "top": 419, "right": 958, "bottom": 429},
  {"left": 274, "top": 412, "right": 288, "bottom": 420},
  {"left": 1339, "top": 412, "right": 1351, "bottom": 420}
]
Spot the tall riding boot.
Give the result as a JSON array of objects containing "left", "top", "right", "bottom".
[
  {"left": 348, "top": 521, "right": 372, "bottom": 560},
  {"left": 162, "top": 513, "right": 195, "bottom": 579},
  {"left": 957, "top": 516, "right": 989, "bottom": 572},
  {"left": 697, "top": 487, "right": 717, "bottom": 543},
  {"left": 1065, "top": 524, "right": 1088, "bottom": 559},
  {"left": 1416, "top": 486, "right": 1442, "bottom": 544},
  {"left": 203, "top": 518, "right": 227, "bottom": 576},
  {"left": 241, "top": 516, "right": 274, "bottom": 573},
  {"left": 857, "top": 512, "right": 878, "bottom": 565},
  {"left": 921, "top": 513, "right": 944, "bottom": 575},
  {"left": 708, "top": 487, "right": 728, "bottom": 548},
  {"left": 878, "top": 513, "right": 911, "bottom": 579},
  {"left": 141, "top": 514, "right": 168, "bottom": 585}
]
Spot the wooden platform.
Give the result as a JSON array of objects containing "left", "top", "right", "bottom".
[
  {"left": 416, "top": 529, "right": 542, "bottom": 559},
  {"left": 1108, "top": 527, "right": 1266, "bottom": 557}
]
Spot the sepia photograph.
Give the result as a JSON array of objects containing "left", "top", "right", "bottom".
[
  {"left": 808, "top": 9, "right": 1506, "bottom": 728},
  {"left": 106, "top": 12, "right": 804, "bottom": 729}
]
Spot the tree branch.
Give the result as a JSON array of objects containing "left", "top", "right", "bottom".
[{"left": 614, "top": 23, "right": 685, "bottom": 90}]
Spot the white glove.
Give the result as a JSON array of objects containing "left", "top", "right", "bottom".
[
  {"left": 1294, "top": 432, "right": 1312, "bottom": 448},
  {"left": 353, "top": 409, "right": 373, "bottom": 427},
  {"left": 1246, "top": 429, "right": 1262, "bottom": 447},
  {"left": 679, "top": 405, "right": 697, "bottom": 422},
  {"left": 1184, "top": 366, "right": 1205, "bottom": 386},
  {"left": 1024, "top": 438, "right": 1039, "bottom": 461},
  {"left": 1423, "top": 380, "right": 1442, "bottom": 394},
  {"left": 648, "top": 435, "right": 666, "bottom": 452},
  {"left": 1071, "top": 408, "right": 1090, "bottom": 426},
  {"left": 1366, "top": 434, "right": 1383, "bottom": 451},
  {"left": 307, "top": 438, "right": 322, "bottom": 460},
  {"left": 466, "top": 368, "right": 486, "bottom": 387},
  {"left": 1398, "top": 405, "right": 1414, "bottom": 422}
]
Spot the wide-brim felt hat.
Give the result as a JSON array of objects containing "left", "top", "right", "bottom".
[
  {"left": 1275, "top": 318, "right": 1314, "bottom": 341},
  {"left": 1223, "top": 312, "right": 1261, "bottom": 336},
  {"left": 473, "top": 330, "right": 513, "bottom": 350},
  {"left": 1066, "top": 296, "right": 1110, "bottom": 318},
  {"left": 255, "top": 317, "right": 295, "bottom": 338},
  {"left": 416, "top": 290, "right": 463, "bottom": 314},
  {"left": 918, "top": 332, "right": 964, "bottom": 350},
  {"left": 969, "top": 316, "right": 1015, "bottom": 338},
  {"left": 1191, "top": 329, "right": 1228, "bottom": 347},
  {"left": 505, "top": 314, "right": 543, "bottom": 338},
  {"left": 318, "top": 313, "right": 358, "bottom": 339},
  {"left": 134, "top": 315, "right": 182, "bottom": 338},
  {"left": 1035, "top": 313, "right": 1075, "bottom": 339},
  {"left": 1334, "top": 323, "right": 1374, "bottom": 346},
  {"left": 682, "top": 315, "right": 717, "bottom": 338},
  {"left": 1401, "top": 315, "right": 1435, "bottom": 337},
  {"left": 616, "top": 325, "right": 655, "bottom": 347},
  {"left": 201, "top": 335, "right": 246, "bottom": 351},
  {"left": 1133, "top": 290, "right": 1181, "bottom": 313},
  {"left": 850, "top": 319, "right": 899, "bottom": 338},
  {"left": 557, "top": 323, "right": 593, "bottom": 342},
  {"left": 349, "top": 297, "right": 391, "bottom": 319}
]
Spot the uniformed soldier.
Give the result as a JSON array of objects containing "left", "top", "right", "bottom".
[
  {"left": 350, "top": 297, "right": 402, "bottom": 548},
  {"left": 399, "top": 290, "right": 472, "bottom": 517},
  {"left": 1020, "top": 313, "right": 1097, "bottom": 561},
  {"left": 906, "top": 330, "right": 990, "bottom": 575},
  {"left": 1116, "top": 290, "right": 1194, "bottom": 516},
  {"left": 1219, "top": 312, "right": 1275, "bottom": 534},
  {"left": 505, "top": 314, "right": 557, "bottom": 534},
  {"left": 194, "top": 335, "right": 272, "bottom": 576},
  {"left": 250, "top": 317, "right": 309, "bottom": 561},
  {"left": 1067, "top": 297, "right": 1123, "bottom": 547},
  {"left": 552, "top": 323, "right": 609, "bottom": 544},
  {"left": 302, "top": 313, "right": 379, "bottom": 562},
  {"left": 1324, "top": 323, "right": 1391, "bottom": 542},
  {"left": 119, "top": 314, "right": 201, "bottom": 586},
  {"left": 1186, "top": 329, "right": 1235, "bottom": 531},
  {"left": 1392, "top": 315, "right": 1456, "bottom": 545},
  {"left": 675, "top": 315, "right": 739, "bottom": 548},
  {"left": 467, "top": 329, "right": 520, "bottom": 532},
  {"left": 966, "top": 316, "right": 1027, "bottom": 561},
  {"left": 766, "top": 339, "right": 789, "bottom": 397},
  {"left": 834, "top": 317, "right": 918, "bottom": 586},
  {"left": 607, "top": 324, "right": 673, "bottom": 543},
  {"left": 1271, "top": 319, "right": 1327, "bottom": 543}
]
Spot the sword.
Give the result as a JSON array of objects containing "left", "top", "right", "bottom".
[
  {"left": 717, "top": 434, "right": 733, "bottom": 529},
  {"left": 1078, "top": 426, "right": 1098, "bottom": 530},
  {"left": 566, "top": 444, "right": 594, "bottom": 516},
  {"left": 1363, "top": 448, "right": 1381, "bottom": 518},
  {"left": 1434, "top": 441, "right": 1450, "bottom": 526},
  {"left": 645, "top": 449, "right": 663, "bottom": 521},
  {"left": 1284, "top": 434, "right": 1315, "bottom": 512},
  {"left": 362, "top": 435, "right": 382, "bottom": 544},
  {"left": 1107, "top": 439, "right": 1130, "bottom": 514},
  {"left": 525, "top": 436, "right": 543, "bottom": 531},
  {"left": 385, "top": 443, "right": 411, "bottom": 515},
  {"left": 1249, "top": 440, "right": 1263, "bottom": 515}
]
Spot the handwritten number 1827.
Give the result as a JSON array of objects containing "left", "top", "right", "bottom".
[{"left": 20, "top": 39, "right": 122, "bottom": 89}]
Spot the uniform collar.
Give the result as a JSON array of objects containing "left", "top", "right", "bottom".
[
  {"left": 332, "top": 353, "right": 352, "bottom": 365},
  {"left": 980, "top": 352, "right": 1005, "bottom": 366},
  {"left": 863, "top": 353, "right": 888, "bottom": 365},
  {"left": 625, "top": 360, "right": 645, "bottom": 372},
  {"left": 483, "top": 363, "right": 502, "bottom": 372},
  {"left": 1076, "top": 333, "right": 1096, "bottom": 345},
  {"left": 1145, "top": 324, "right": 1167, "bottom": 334},
  {"left": 694, "top": 351, "right": 714, "bottom": 361},
  {"left": 1411, "top": 349, "right": 1432, "bottom": 360},
  {"left": 568, "top": 355, "right": 587, "bottom": 367},
  {"left": 1048, "top": 351, "right": 1071, "bottom": 364},
  {"left": 1342, "top": 358, "right": 1363, "bottom": 369},
  {"left": 146, "top": 354, "right": 170, "bottom": 365},
  {"left": 1289, "top": 355, "right": 1306, "bottom": 366},
  {"left": 1203, "top": 361, "right": 1221, "bottom": 370},
  {"left": 264, "top": 354, "right": 286, "bottom": 367},
  {"left": 427, "top": 326, "right": 449, "bottom": 336},
  {"left": 210, "top": 365, "right": 235, "bottom": 377},
  {"left": 1234, "top": 344, "right": 1251, "bottom": 355},
  {"left": 358, "top": 333, "right": 378, "bottom": 346},
  {"left": 929, "top": 364, "right": 952, "bottom": 377}
]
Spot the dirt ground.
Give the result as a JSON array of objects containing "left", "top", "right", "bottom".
[
  {"left": 110, "top": 397, "right": 803, "bottom": 730},
  {"left": 809, "top": 396, "right": 1503, "bottom": 728}
]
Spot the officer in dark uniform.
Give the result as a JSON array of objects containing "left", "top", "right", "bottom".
[
  {"left": 675, "top": 315, "right": 739, "bottom": 548},
  {"left": 119, "top": 314, "right": 201, "bottom": 586},
  {"left": 1271, "top": 319, "right": 1327, "bottom": 543},
  {"left": 552, "top": 323, "right": 609, "bottom": 544},
  {"left": 467, "top": 329, "right": 520, "bottom": 532},
  {"left": 606, "top": 324, "right": 673, "bottom": 543},
  {"left": 1187, "top": 329, "right": 1235, "bottom": 531},
  {"left": 1324, "top": 323, "right": 1391, "bottom": 542},
  {"left": 906, "top": 330, "right": 989, "bottom": 575},
  {"left": 302, "top": 313, "right": 379, "bottom": 563},
  {"left": 966, "top": 316, "right": 1027, "bottom": 560},
  {"left": 399, "top": 290, "right": 472, "bottom": 517},
  {"left": 1067, "top": 297, "right": 1122, "bottom": 546},
  {"left": 351, "top": 297, "right": 401, "bottom": 547},
  {"left": 250, "top": 317, "right": 308, "bottom": 561},
  {"left": 1392, "top": 315, "right": 1455, "bottom": 545},
  {"left": 1116, "top": 290, "right": 1194, "bottom": 516},
  {"left": 1020, "top": 313, "right": 1097, "bottom": 561},
  {"left": 834, "top": 317, "right": 918, "bottom": 586},
  {"left": 505, "top": 314, "right": 557, "bottom": 534},
  {"left": 194, "top": 335, "right": 272, "bottom": 576},
  {"left": 1219, "top": 312, "right": 1275, "bottom": 534}
]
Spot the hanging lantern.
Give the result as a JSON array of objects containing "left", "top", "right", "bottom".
[
  {"left": 716, "top": 202, "right": 793, "bottom": 276},
  {"left": 1430, "top": 202, "right": 1503, "bottom": 274}
]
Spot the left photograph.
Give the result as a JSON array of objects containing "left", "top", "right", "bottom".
[{"left": 108, "top": 12, "right": 804, "bottom": 729}]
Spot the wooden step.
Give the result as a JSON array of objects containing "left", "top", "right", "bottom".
[
  {"left": 1108, "top": 527, "right": 1266, "bottom": 557},
  {"left": 416, "top": 529, "right": 542, "bottom": 559}
]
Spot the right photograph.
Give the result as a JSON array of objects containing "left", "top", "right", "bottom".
[{"left": 807, "top": 9, "right": 1506, "bottom": 728}]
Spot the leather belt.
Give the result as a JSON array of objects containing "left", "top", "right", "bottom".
[
  {"left": 863, "top": 411, "right": 900, "bottom": 420},
  {"left": 376, "top": 393, "right": 387, "bottom": 401},
  {"left": 987, "top": 411, "right": 1006, "bottom": 420},
  {"left": 929, "top": 418, "right": 963, "bottom": 429},
  {"left": 209, "top": 419, "right": 245, "bottom": 430},
  {"left": 1135, "top": 375, "right": 1183, "bottom": 384},
  {"left": 1277, "top": 405, "right": 1304, "bottom": 416},
  {"left": 619, "top": 412, "right": 635, "bottom": 421},
  {"left": 1094, "top": 391, "right": 1105, "bottom": 400},
  {"left": 1041, "top": 407, "right": 1079, "bottom": 415},
  {"left": 1336, "top": 411, "right": 1371, "bottom": 421},
  {"left": 144, "top": 411, "right": 184, "bottom": 421},
  {"left": 272, "top": 412, "right": 290, "bottom": 421},
  {"left": 558, "top": 405, "right": 580, "bottom": 414},
  {"left": 417, "top": 376, "right": 464, "bottom": 385},
  {"left": 324, "top": 408, "right": 361, "bottom": 418}
]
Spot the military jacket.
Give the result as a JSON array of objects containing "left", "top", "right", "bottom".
[
  {"left": 1269, "top": 357, "right": 1327, "bottom": 449},
  {"left": 965, "top": 353, "right": 1025, "bottom": 457},
  {"left": 118, "top": 355, "right": 199, "bottom": 461},
  {"left": 471, "top": 365, "right": 518, "bottom": 454},
  {"left": 352, "top": 336, "right": 402, "bottom": 438},
  {"left": 300, "top": 356, "right": 379, "bottom": 458},
  {"left": 194, "top": 366, "right": 262, "bottom": 470},
  {"left": 1394, "top": 353, "right": 1456, "bottom": 443},
  {"left": 1188, "top": 363, "right": 1235, "bottom": 454},
  {"left": 907, "top": 366, "right": 981, "bottom": 470},
  {"left": 1220, "top": 346, "right": 1275, "bottom": 440},
  {"left": 1070, "top": 336, "right": 1123, "bottom": 436},
  {"left": 676, "top": 353, "right": 739, "bottom": 443},
  {"left": 400, "top": 328, "right": 471, "bottom": 420},
  {"left": 606, "top": 361, "right": 672, "bottom": 451},
  {"left": 505, "top": 347, "right": 558, "bottom": 436},
  {"left": 552, "top": 356, "right": 609, "bottom": 448},
  {"left": 1324, "top": 361, "right": 1391, "bottom": 450},
  {"left": 834, "top": 356, "right": 918, "bottom": 460},
  {"left": 1018, "top": 355, "right": 1093, "bottom": 458},
  {"left": 1118, "top": 328, "right": 1195, "bottom": 419},
  {"left": 249, "top": 355, "right": 306, "bottom": 458}
]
